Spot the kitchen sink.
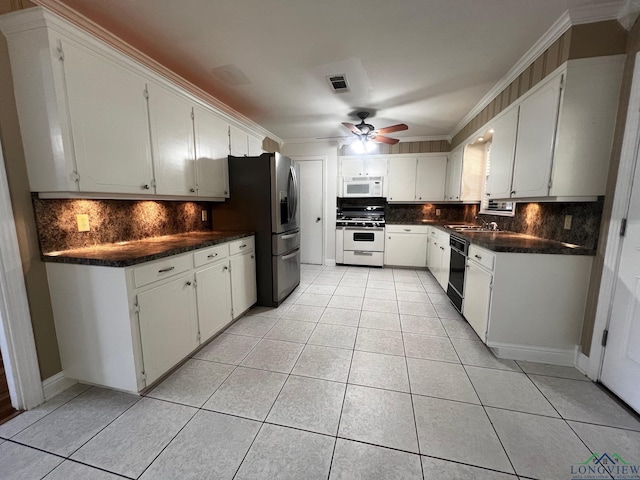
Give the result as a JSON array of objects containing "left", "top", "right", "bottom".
[{"left": 446, "top": 225, "right": 498, "bottom": 233}]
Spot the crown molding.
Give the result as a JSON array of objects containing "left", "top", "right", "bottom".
[
  {"left": 449, "top": 1, "right": 626, "bottom": 140},
  {"left": 20, "top": 0, "right": 282, "bottom": 144},
  {"left": 282, "top": 135, "right": 449, "bottom": 146}
]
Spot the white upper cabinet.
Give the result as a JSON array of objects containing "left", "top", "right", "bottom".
[
  {"left": 194, "top": 106, "right": 230, "bottom": 198},
  {"left": 445, "top": 148, "right": 463, "bottom": 201},
  {"left": 0, "top": 8, "right": 270, "bottom": 198},
  {"left": 486, "top": 56, "right": 624, "bottom": 201},
  {"left": 147, "top": 82, "right": 196, "bottom": 196},
  {"left": 340, "top": 156, "right": 388, "bottom": 177},
  {"left": 248, "top": 135, "right": 264, "bottom": 156},
  {"left": 416, "top": 155, "right": 447, "bottom": 201},
  {"left": 511, "top": 74, "right": 562, "bottom": 198},
  {"left": 486, "top": 108, "right": 518, "bottom": 200},
  {"left": 60, "top": 39, "right": 155, "bottom": 194},
  {"left": 229, "top": 124, "right": 248, "bottom": 156},
  {"left": 387, "top": 154, "right": 447, "bottom": 202},
  {"left": 387, "top": 156, "right": 417, "bottom": 202}
]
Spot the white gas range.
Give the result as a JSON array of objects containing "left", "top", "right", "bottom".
[{"left": 335, "top": 200, "right": 386, "bottom": 267}]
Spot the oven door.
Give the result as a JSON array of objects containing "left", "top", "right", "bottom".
[
  {"left": 343, "top": 227, "right": 384, "bottom": 252},
  {"left": 447, "top": 247, "right": 466, "bottom": 312}
]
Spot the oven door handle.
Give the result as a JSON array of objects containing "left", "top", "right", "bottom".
[{"left": 344, "top": 227, "right": 384, "bottom": 231}]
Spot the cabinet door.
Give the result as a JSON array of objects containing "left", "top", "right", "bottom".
[
  {"left": 385, "top": 233, "right": 428, "bottom": 267},
  {"left": 137, "top": 274, "right": 199, "bottom": 384},
  {"left": 365, "top": 157, "right": 388, "bottom": 176},
  {"left": 147, "top": 82, "right": 196, "bottom": 196},
  {"left": 229, "top": 125, "right": 248, "bottom": 156},
  {"left": 387, "top": 157, "right": 416, "bottom": 202},
  {"left": 463, "top": 261, "right": 492, "bottom": 342},
  {"left": 341, "top": 157, "right": 365, "bottom": 177},
  {"left": 486, "top": 108, "right": 518, "bottom": 200},
  {"left": 511, "top": 75, "right": 562, "bottom": 198},
  {"left": 230, "top": 251, "right": 257, "bottom": 318},
  {"left": 438, "top": 242, "right": 451, "bottom": 290},
  {"left": 248, "top": 135, "right": 264, "bottom": 156},
  {"left": 416, "top": 155, "right": 447, "bottom": 201},
  {"left": 195, "top": 261, "right": 232, "bottom": 342},
  {"left": 445, "top": 150, "right": 463, "bottom": 201},
  {"left": 62, "top": 40, "right": 153, "bottom": 193},
  {"left": 194, "top": 106, "right": 230, "bottom": 198}
]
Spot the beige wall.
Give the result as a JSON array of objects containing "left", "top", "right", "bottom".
[{"left": 0, "top": 33, "right": 62, "bottom": 379}]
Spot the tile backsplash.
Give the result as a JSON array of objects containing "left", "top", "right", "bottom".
[
  {"left": 386, "top": 198, "right": 603, "bottom": 249},
  {"left": 478, "top": 198, "right": 604, "bottom": 250},
  {"left": 33, "top": 196, "right": 211, "bottom": 253}
]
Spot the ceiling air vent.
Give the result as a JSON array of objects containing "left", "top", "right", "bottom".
[{"left": 327, "top": 74, "right": 350, "bottom": 93}]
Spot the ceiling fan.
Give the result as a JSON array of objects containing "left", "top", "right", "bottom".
[{"left": 342, "top": 111, "right": 408, "bottom": 146}]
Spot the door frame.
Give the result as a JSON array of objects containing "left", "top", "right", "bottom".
[
  {"left": 588, "top": 52, "right": 640, "bottom": 381},
  {"left": 0, "top": 142, "right": 44, "bottom": 410},
  {"left": 292, "top": 156, "right": 326, "bottom": 265}
]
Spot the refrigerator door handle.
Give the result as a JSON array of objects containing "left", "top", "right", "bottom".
[
  {"left": 289, "top": 166, "right": 299, "bottom": 220},
  {"left": 281, "top": 250, "right": 299, "bottom": 261}
]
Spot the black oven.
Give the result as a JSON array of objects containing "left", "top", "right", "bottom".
[{"left": 446, "top": 234, "right": 469, "bottom": 312}]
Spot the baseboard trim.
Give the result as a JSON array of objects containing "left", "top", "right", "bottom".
[
  {"left": 42, "top": 372, "right": 77, "bottom": 401},
  {"left": 487, "top": 341, "right": 578, "bottom": 366},
  {"left": 576, "top": 352, "right": 590, "bottom": 376}
]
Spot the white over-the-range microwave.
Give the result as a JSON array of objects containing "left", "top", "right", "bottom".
[{"left": 343, "top": 177, "right": 384, "bottom": 197}]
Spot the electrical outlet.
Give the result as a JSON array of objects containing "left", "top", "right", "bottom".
[
  {"left": 564, "top": 215, "right": 572, "bottom": 230},
  {"left": 76, "top": 214, "right": 90, "bottom": 232},
  {"left": 436, "top": 209, "right": 441, "bottom": 217},
  {"left": 201, "top": 209, "right": 208, "bottom": 222}
]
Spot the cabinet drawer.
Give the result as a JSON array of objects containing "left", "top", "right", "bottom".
[
  {"left": 193, "top": 243, "right": 229, "bottom": 268},
  {"left": 343, "top": 250, "right": 384, "bottom": 267},
  {"left": 229, "top": 236, "right": 254, "bottom": 255},
  {"left": 133, "top": 254, "right": 192, "bottom": 288},
  {"left": 468, "top": 245, "right": 495, "bottom": 271},
  {"left": 386, "top": 225, "right": 429, "bottom": 234}
]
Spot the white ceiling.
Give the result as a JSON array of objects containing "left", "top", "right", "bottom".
[{"left": 57, "top": 0, "right": 618, "bottom": 142}]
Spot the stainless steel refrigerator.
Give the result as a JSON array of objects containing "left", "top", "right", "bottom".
[{"left": 213, "top": 152, "right": 300, "bottom": 307}]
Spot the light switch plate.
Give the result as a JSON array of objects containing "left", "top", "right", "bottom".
[
  {"left": 564, "top": 215, "right": 572, "bottom": 230},
  {"left": 436, "top": 209, "right": 441, "bottom": 217},
  {"left": 76, "top": 214, "right": 90, "bottom": 232},
  {"left": 201, "top": 209, "right": 208, "bottom": 222}
]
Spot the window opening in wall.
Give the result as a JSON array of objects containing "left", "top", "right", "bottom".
[{"left": 480, "top": 141, "right": 515, "bottom": 216}]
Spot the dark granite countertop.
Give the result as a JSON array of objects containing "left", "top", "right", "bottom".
[
  {"left": 42, "top": 231, "right": 254, "bottom": 267},
  {"left": 386, "top": 222, "right": 595, "bottom": 255}
]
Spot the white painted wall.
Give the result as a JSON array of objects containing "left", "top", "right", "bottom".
[{"left": 282, "top": 141, "right": 339, "bottom": 264}]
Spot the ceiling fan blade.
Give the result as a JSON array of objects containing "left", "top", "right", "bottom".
[
  {"left": 376, "top": 123, "right": 408, "bottom": 135},
  {"left": 372, "top": 135, "right": 400, "bottom": 145},
  {"left": 342, "top": 122, "right": 362, "bottom": 134}
]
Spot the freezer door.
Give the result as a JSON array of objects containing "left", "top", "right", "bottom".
[
  {"left": 272, "top": 228, "right": 301, "bottom": 256},
  {"left": 272, "top": 248, "right": 300, "bottom": 303},
  {"left": 271, "top": 153, "right": 299, "bottom": 234}
]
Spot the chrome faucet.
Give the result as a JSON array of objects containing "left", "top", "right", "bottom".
[
  {"left": 489, "top": 221, "right": 499, "bottom": 231},
  {"left": 475, "top": 216, "right": 489, "bottom": 229}
]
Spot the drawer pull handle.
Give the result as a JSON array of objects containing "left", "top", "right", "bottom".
[
  {"left": 475, "top": 254, "right": 482, "bottom": 259},
  {"left": 239, "top": 244, "right": 247, "bottom": 249},
  {"left": 404, "top": 229, "right": 411, "bottom": 232},
  {"left": 207, "top": 253, "right": 218, "bottom": 259},
  {"left": 354, "top": 251, "right": 373, "bottom": 256},
  {"left": 281, "top": 233, "right": 297, "bottom": 240},
  {"left": 158, "top": 266, "right": 175, "bottom": 273}
]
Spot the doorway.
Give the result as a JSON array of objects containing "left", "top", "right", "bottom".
[{"left": 294, "top": 159, "right": 324, "bottom": 265}]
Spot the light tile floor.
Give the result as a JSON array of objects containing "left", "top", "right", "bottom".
[{"left": 2, "top": 265, "right": 640, "bottom": 480}]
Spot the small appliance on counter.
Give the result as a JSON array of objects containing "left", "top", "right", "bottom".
[
  {"left": 335, "top": 197, "right": 386, "bottom": 267},
  {"left": 213, "top": 153, "right": 300, "bottom": 307}
]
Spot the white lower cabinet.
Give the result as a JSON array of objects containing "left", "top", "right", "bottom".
[
  {"left": 137, "top": 273, "right": 199, "bottom": 385},
  {"left": 195, "top": 260, "right": 232, "bottom": 342},
  {"left": 426, "top": 227, "right": 450, "bottom": 289},
  {"left": 229, "top": 240, "right": 257, "bottom": 318},
  {"left": 384, "top": 225, "right": 429, "bottom": 267},
  {"left": 463, "top": 244, "right": 593, "bottom": 364},
  {"left": 45, "top": 236, "right": 256, "bottom": 393}
]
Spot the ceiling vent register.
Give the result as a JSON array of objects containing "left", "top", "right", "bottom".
[{"left": 327, "top": 74, "right": 350, "bottom": 93}]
